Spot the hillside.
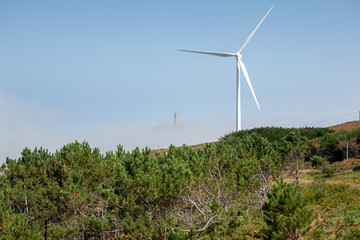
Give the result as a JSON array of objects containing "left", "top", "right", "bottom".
[
  {"left": 328, "top": 120, "right": 360, "bottom": 132},
  {"left": 152, "top": 120, "right": 360, "bottom": 154},
  {"left": 0, "top": 124, "right": 360, "bottom": 239}
]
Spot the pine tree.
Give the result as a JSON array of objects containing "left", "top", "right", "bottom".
[{"left": 262, "top": 178, "right": 313, "bottom": 239}]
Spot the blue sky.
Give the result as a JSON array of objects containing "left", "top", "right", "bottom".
[{"left": 1, "top": 0, "right": 359, "bottom": 162}]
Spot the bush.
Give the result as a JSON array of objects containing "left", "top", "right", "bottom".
[
  {"left": 322, "top": 163, "right": 338, "bottom": 177},
  {"left": 262, "top": 178, "right": 313, "bottom": 239},
  {"left": 310, "top": 222, "right": 326, "bottom": 240},
  {"left": 310, "top": 155, "right": 327, "bottom": 169}
]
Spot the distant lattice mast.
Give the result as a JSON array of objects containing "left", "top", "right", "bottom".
[{"left": 174, "top": 112, "right": 178, "bottom": 127}]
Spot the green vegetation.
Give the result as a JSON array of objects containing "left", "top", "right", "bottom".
[
  {"left": 263, "top": 179, "right": 313, "bottom": 239},
  {"left": 1, "top": 126, "right": 360, "bottom": 239}
]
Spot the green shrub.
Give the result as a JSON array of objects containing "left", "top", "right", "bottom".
[
  {"left": 310, "top": 222, "right": 326, "bottom": 240},
  {"left": 262, "top": 178, "right": 314, "bottom": 239},
  {"left": 310, "top": 155, "right": 327, "bottom": 169},
  {"left": 343, "top": 225, "right": 360, "bottom": 240},
  {"left": 322, "top": 163, "right": 338, "bottom": 177}
]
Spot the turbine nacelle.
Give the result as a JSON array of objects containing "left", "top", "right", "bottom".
[{"left": 235, "top": 53, "right": 243, "bottom": 59}]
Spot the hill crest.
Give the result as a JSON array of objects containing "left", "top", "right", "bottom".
[{"left": 328, "top": 120, "right": 360, "bottom": 132}]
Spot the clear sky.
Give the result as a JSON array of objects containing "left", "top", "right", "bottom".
[{"left": 1, "top": 0, "right": 359, "bottom": 162}]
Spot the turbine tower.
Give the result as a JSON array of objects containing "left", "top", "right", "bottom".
[{"left": 179, "top": 5, "right": 274, "bottom": 131}]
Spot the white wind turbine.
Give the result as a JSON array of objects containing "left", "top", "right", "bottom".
[{"left": 179, "top": 5, "right": 274, "bottom": 131}]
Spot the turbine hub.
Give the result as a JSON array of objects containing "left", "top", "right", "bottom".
[{"left": 235, "top": 53, "right": 242, "bottom": 59}]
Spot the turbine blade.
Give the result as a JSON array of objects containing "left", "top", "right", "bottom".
[
  {"left": 238, "top": 5, "right": 274, "bottom": 54},
  {"left": 239, "top": 59, "right": 261, "bottom": 110},
  {"left": 178, "top": 49, "right": 235, "bottom": 57}
]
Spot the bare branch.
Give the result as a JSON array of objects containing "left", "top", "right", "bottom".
[{"left": 183, "top": 215, "right": 238, "bottom": 233}]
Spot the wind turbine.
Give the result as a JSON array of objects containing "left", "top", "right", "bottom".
[{"left": 179, "top": 5, "right": 274, "bottom": 131}]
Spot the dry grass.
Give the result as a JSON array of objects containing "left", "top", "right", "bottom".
[
  {"left": 332, "top": 158, "right": 360, "bottom": 172},
  {"left": 328, "top": 120, "right": 360, "bottom": 132},
  {"left": 282, "top": 166, "right": 360, "bottom": 190}
]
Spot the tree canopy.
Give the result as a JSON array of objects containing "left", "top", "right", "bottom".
[{"left": 1, "top": 126, "right": 359, "bottom": 239}]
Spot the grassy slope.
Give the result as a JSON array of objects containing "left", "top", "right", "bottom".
[
  {"left": 299, "top": 169, "right": 360, "bottom": 239},
  {"left": 286, "top": 119, "right": 360, "bottom": 239},
  {"left": 283, "top": 121, "right": 360, "bottom": 238}
]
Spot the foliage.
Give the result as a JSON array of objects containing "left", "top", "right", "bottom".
[
  {"left": 0, "top": 139, "right": 281, "bottom": 239},
  {"left": 302, "top": 175, "right": 360, "bottom": 239},
  {"left": 0, "top": 125, "right": 359, "bottom": 238},
  {"left": 262, "top": 179, "right": 313, "bottom": 239},
  {"left": 321, "top": 163, "right": 338, "bottom": 177},
  {"left": 0, "top": 194, "right": 42, "bottom": 239},
  {"left": 220, "top": 127, "right": 332, "bottom": 144},
  {"left": 310, "top": 155, "right": 327, "bottom": 169}
]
